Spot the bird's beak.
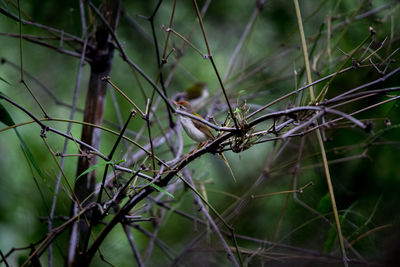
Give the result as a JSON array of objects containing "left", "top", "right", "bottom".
[{"left": 171, "top": 100, "right": 178, "bottom": 106}]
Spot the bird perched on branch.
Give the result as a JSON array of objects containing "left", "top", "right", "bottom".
[{"left": 173, "top": 100, "right": 236, "bottom": 182}]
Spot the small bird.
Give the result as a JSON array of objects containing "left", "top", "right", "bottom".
[
  {"left": 173, "top": 82, "right": 209, "bottom": 112},
  {"left": 184, "top": 82, "right": 209, "bottom": 111},
  {"left": 174, "top": 100, "right": 213, "bottom": 143},
  {"left": 173, "top": 100, "right": 236, "bottom": 182}
]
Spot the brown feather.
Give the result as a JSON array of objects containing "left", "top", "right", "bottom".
[
  {"left": 192, "top": 119, "right": 214, "bottom": 140},
  {"left": 176, "top": 100, "right": 214, "bottom": 140}
]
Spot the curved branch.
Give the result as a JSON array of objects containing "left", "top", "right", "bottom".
[{"left": 0, "top": 94, "right": 107, "bottom": 160}]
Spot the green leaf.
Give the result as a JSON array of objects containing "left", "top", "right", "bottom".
[
  {"left": 163, "top": 190, "right": 186, "bottom": 224},
  {"left": 323, "top": 215, "right": 345, "bottom": 253},
  {"left": 0, "top": 102, "right": 15, "bottom": 126},
  {"left": 323, "top": 226, "right": 336, "bottom": 253},
  {"left": 114, "top": 158, "right": 126, "bottom": 165},
  {"left": 0, "top": 100, "right": 47, "bottom": 184},
  {"left": 0, "top": 76, "right": 11, "bottom": 85},
  {"left": 76, "top": 159, "right": 126, "bottom": 181},
  {"left": 316, "top": 192, "right": 332, "bottom": 214},
  {"left": 15, "top": 129, "right": 47, "bottom": 183},
  {"left": 149, "top": 183, "right": 174, "bottom": 198},
  {"left": 76, "top": 160, "right": 113, "bottom": 181}
]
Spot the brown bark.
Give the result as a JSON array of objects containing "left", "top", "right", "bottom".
[{"left": 67, "top": 1, "right": 121, "bottom": 266}]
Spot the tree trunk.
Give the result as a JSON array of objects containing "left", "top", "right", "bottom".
[{"left": 67, "top": 1, "right": 121, "bottom": 266}]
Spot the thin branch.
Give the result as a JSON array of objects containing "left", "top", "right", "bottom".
[
  {"left": 248, "top": 106, "right": 366, "bottom": 130},
  {"left": 122, "top": 224, "right": 144, "bottom": 267},
  {"left": 223, "top": 3, "right": 264, "bottom": 82},
  {"left": 96, "top": 110, "right": 136, "bottom": 204},
  {"left": 294, "top": 1, "right": 348, "bottom": 264},
  {"left": 193, "top": 0, "right": 239, "bottom": 129},
  {"left": 246, "top": 66, "right": 354, "bottom": 119},
  {"left": 22, "top": 203, "right": 97, "bottom": 267},
  {"left": 329, "top": 66, "right": 400, "bottom": 102},
  {"left": 0, "top": 7, "right": 84, "bottom": 44},
  {"left": 293, "top": 0, "right": 314, "bottom": 100},
  {"left": 86, "top": 0, "right": 173, "bottom": 110},
  {"left": 47, "top": 36, "right": 89, "bottom": 267},
  {"left": 0, "top": 94, "right": 108, "bottom": 159}
]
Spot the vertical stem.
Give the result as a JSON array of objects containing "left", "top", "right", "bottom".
[
  {"left": 193, "top": 0, "right": 240, "bottom": 129},
  {"left": 68, "top": 1, "right": 122, "bottom": 266},
  {"left": 16, "top": 1, "right": 49, "bottom": 118},
  {"left": 162, "top": 0, "right": 177, "bottom": 60},
  {"left": 16, "top": 0, "right": 23, "bottom": 81},
  {"left": 148, "top": 0, "right": 175, "bottom": 128},
  {"left": 316, "top": 129, "right": 347, "bottom": 264},
  {"left": 48, "top": 37, "right": 88, "bottom": 267},
  {"left": 223, "top": 3, "right": 263, "bottom": 82},
  {"left": 326, "top": 12, "right": 332, "bottom": 64},
  {"left": 293, "top": 1, "right": 348, "bottom": 265},
  {"left": 123, "top": 224, "right": 144, "bottom": 267},
  {"left": 293, "top": 0, "right": 314, "bottom": 100}
]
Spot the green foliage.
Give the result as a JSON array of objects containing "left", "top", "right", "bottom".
[
  {"left": 0, "top": 76, "right": 11, "bottom": 85},
  {"left": 317, "top": 192, "right": 332, "bottom": 214},
  {"left": 0, "top": 99, "right": 13, "bottom": 126},
  {"left": 323, "top": 224, "right": 338, "bottom": 253},
  {"left": 1, "top": 0, "right": 400, "bottom": 266},
  {"left": 148, "top": 183, "right": 174, "bottom": 199},
  {"left": 1, "top": 95, "right": 47, "bottom": 185},
  {"left": 76, "top": 159, "right": 125, "bottom": 181}
]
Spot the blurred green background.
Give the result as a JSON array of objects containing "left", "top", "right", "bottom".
[{"left": 1, "top": 0, "right": 400, "bottom": 266}]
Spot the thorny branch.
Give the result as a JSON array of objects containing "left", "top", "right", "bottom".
[{"left": 0, "top": 1, "right": 399, "bottom": 266}]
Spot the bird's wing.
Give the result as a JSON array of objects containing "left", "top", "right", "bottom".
[{"left": 192, "top": 114, "right": 215, "bottom": 140}]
